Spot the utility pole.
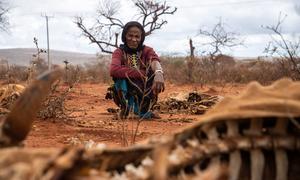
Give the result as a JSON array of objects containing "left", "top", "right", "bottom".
[{"left": 41, "top": 14, "right": 53, "bottom": 70}]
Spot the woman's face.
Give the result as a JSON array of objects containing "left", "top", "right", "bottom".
[{"left": 125, "top": 26, "right": 142, "bottom": 49}]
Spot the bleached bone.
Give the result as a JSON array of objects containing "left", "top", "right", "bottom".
[
  {"left": 179, "top": 169, "right": 188, "bottom": 180},
  {"left": 202, "top": 123, "right": 219, "bottom": 140},
  {"left": 229, "top": 150, "right": 241, "bottom": 180},
  {"left": 244, "top": 118, "right": 263, "bottom": 136},
  {"left": 0, "top": 68, "right": 62, "bottom": 146},
  {"left": 251, "top": 149, "right": 265, "bottom": 180},
  {"left": 275, "top": 149, "right": 288, "bottom": 180},
  {"left": 152, "top": 143, "right": 170, "bottom": 180},
  {"left": 227, "top": 121, "right": 239, "bottom": 137},
  {"left": 201, "top": 156, "right": 226, "bottom": 180},
  {"left": 166, "top": 134, "right": 298, "bottom": 177},
  {"left": 273, "top": 118, "right": 288, "bottom": 180},
  {"left": 244, "top": 118, "right": 264, "bottom": 180},
  {"left": 226, "top": 121, "right": 242, "bottom": 180},
  {"left": 0, "top": 78, "right": 299, "bottom": 180},
  {"left": 187, "top": 138, "right": 200, "bottom": 148}
]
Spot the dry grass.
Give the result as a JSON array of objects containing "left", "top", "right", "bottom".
[
  {"left": 0, "top": 55, "right": 297, "bottom": 86},
  {"left": 161, "top": 55, "right": 298, "bottom": 85}
]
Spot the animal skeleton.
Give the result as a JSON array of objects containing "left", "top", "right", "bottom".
[{"left": 0, "top": 70, "right": 298, "bottom": 180}]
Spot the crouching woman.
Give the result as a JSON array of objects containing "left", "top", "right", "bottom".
[{"left": 110, "top": 21, "right": 164, "bottom": 119}]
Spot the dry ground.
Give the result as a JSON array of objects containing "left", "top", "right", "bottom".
[{"left": 24, "top": 82, "right": 246, "bottom": 148}]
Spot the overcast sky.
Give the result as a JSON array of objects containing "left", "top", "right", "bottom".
[{"left": 0, "top": 0, "right": 299, "bottom": 57}]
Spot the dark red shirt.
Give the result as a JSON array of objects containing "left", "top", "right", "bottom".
[{"left": 110, "top": 46, "right": 160, "bottom": 79}]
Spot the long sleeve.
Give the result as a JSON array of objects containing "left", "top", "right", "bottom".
[
  {"left": 110, "top": 49, "right": 145, "bottom": 79},
  {"left": 144, "top": 47, "right": 160, "bottom": 63}
]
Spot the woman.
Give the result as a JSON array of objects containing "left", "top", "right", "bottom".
[{"left": 110, "top": 21, "right": 164, "bottom": 119}]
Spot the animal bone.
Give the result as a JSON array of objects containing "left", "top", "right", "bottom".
[
  {"left": 0, "top": 68, "right": 62, "bottom": 146},
  {"left": 0, "top": 78, "right": 299, "bottom": 180}
]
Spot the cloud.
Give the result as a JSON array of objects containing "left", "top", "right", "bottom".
[
  {"left": 0, "top": 0, "right": 299, "bottom": 57},
  {"left": 11, "top": 0, "right": 98, "bottom": 15},
  {"left": 294, "top": 1, "right": 300, "bottom": 16},
  {"left": 152, "top": 0, "right": 300, "bottom": 56}
]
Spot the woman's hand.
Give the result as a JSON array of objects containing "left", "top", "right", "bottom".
[{"left": 152, "top": 71, "right": 165, "bottom": 94}]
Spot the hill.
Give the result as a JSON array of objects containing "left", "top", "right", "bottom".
[{"left": 0, "top": 48, "right": 98, "bottom": 66}]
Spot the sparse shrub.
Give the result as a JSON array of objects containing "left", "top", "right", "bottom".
[
  {"left": 63, "top": 63, "right": 83, "bottom": 86},
  {"left": 0, "top": 59, "right": 9, "bottom": 80},
  {"left": 38, "top": 81, "right": 72, "bottom": 120},
  {"left": 263, "top": 13, "right": 300, "bottom": 79},
  {"left": 161, "top": 56, "right": 188, "bottom": 84},
  {"left": 4, "top": 65, "right": 28, "bottom": 84},
  {"left": 83, "top": 60, "right": 111, "bottom": 83},
  {"left": 0, "top": 53, "right": 297, "bottom": 86},
  {"left": 161, "top": 55, "right": 296, "bottom": 85},
  {"left": 32, "top": 58, "right": 48, "bottom": 74}
]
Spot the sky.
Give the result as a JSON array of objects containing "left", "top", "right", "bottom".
[{"left": 0, "top": 0, "right": 299, "bottom": 57}]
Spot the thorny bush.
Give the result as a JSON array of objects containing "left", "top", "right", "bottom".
[{"left": 0, "top": 55, "right": 298, "bottom": 86}]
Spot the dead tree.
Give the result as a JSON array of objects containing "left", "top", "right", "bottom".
[
  {"left": 187, "top": 38, "right": 195, "bottom": 82},
  {"left": 263, "top": 13, "right": 300, "bottom": 79},
  {"left": 197, "top": 19, "right": 243, "bottom": 79},
  {"left": 28, "top": 38, "right": 48, "bottom": 83},
  {"left": 75, "top": 0, "right": 177, "bottom": 54},
  {"left": 33, "top": 37, "right": 47, "bottom": 60},
  {"left": 0, "top": 0, "right": 9, "bottom": 31},
  {"left": 198, "top": 19, "right": 243, "bottom": 64}
]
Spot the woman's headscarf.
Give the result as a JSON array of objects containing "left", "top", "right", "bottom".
[{"left": 120, "top": 21, "right": 145, "bottom": 53}]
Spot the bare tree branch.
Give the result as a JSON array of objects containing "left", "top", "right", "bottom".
[
  {"left": 75, "top": 0, "right": 176, "bottom": 54},
  {"left": 195, "top": 19, "right": 243, "bottom": 79},
  {"left": 263, "top": 13, "right": 300, "bottom": 78},
  {"left": 134, "top": 0, "right": 177, "bottom": 36},
  {"left": 0, "top": 0, "right": 9, "bottom": 32},
  {"left": 75, "top": 16, "right": 117, "bottom": 54},
  {"left": 198, "top": 19, "right": 243, "bottom": 56}
]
